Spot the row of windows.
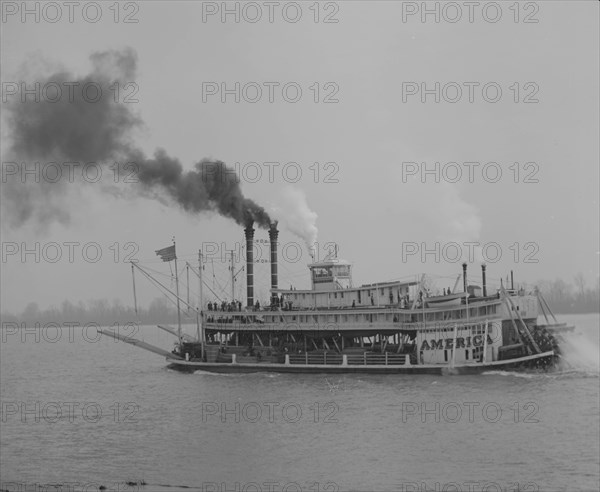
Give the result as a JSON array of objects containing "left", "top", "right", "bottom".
[{"left": 290, "top": 288, "right": 406, "bottom": 302}]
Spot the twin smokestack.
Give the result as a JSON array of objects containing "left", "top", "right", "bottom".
[
  {"left": 462, "top": 263, "right": 488, "bottom": 297},
  {"left": 244, "top": 221, "right": 279, "bottom": 308}
]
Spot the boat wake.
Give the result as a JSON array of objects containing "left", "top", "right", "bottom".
[
  {"left": 191, "top": 370, "right": 280, "bottom": 378},
  {"left": 482, "top": 370, "right": 541, "bottom": 379},
  {"left": 483, "top": 326, "right": 600, "bottom": 380},
  {"left": 482, "top": 367, "right": 599, "bottom": 379},
  {"left": 557, "top": 329, "right": 600, "bottom": 373}
]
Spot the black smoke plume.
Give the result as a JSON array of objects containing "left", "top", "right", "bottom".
[{"left": 2, "top": 48, "right": 270, "bottom": 229}]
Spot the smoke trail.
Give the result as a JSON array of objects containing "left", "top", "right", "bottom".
[
  {"left": 2, "top": 48, "right": 270, "bottom": 229},
  {"left": 271, "top": 186, "right": 319, "bottom": 252}
]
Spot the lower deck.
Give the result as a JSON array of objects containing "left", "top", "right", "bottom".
[{"left": 166, "top": 350, "right": 556, "bottom": 374}]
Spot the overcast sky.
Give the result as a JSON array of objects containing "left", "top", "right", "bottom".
[{"left": 1, "top": 1, "right": 598, "bottom": 313}]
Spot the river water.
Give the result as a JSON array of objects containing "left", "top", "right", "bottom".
[{"left": 1, "top": 313, "right": 598, "bottom": 492}]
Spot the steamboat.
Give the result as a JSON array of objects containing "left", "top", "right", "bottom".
[{"left": 100, "top": 222, "right": 571, "bottom": 375}]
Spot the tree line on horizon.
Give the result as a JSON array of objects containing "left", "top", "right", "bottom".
[{"left": 1, "top": 276, "right": 598, "bottom": 327}]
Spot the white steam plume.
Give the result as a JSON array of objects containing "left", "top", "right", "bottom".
[{"left": 271, "top": 187, "right": 318, "bottom": 254}]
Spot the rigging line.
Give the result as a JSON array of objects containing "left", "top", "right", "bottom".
[
  {"left": 131, "top": 263, "right": 138, "bottom": 315},
  {"left": 140, "top": 266, "right": 178, "bottom": 280},
  {"left": 131, "top": 262, "right": 200, "bottom": 317},
  {"left": 211, "top": 260, "right": 216, "bottom": 291},
  {"left": 133, "top": 253, "right": 200, "bottom": 263},
  {"left": 209, "top": 269, "right": 231, "bottom": 298},
  {"left": 143, "top": 262, "right": 188, "bottom": 280},
  {"left": 184, "top": 263, "right": 224, "bottom": 303},
  {"left": 202, "top": 282, "right": 224, "bottom": 303},
  {"left": 137, "top": 269, "right": 191, "bottom": 319}
]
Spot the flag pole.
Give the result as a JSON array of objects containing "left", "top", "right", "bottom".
[
  {"left": 186, "top": 263, "right": 190, "bottom": 313},
  {"left": 131, "top": 262, "right": 138, "bottom": 315},
  {"left": 198, "top": 250, "right": 205, "bottom": 359},
  {"left": 173, "top": 238, "right": 182, "bottom": 345}
]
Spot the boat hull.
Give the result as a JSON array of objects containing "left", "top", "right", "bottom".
[{"left": 166, "top": 351, "right": 555, "bottom": 375}]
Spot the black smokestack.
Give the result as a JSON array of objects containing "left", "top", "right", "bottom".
[
  {"left": 481, "top": 264, "right": 487, "bottom": 297},
  {"left": 462, "top": 263, "right": 468, "bottom": 293},
  {"left": 245, "top": 223, "right": 255, "bottom": 308},
  {"left": 269, "top": 222, "right": 279, "bottom": 304},
  {"left": 2, "top": 48, "right": 271, "bottom": 229}
]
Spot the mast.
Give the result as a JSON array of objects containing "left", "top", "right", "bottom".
[
  {"left": 198, "top": 251, "right": 204, "bottom": 312},
  {"left": 198, "top": 250, "right": 205, "bottom": 354},
  {"left": 186, "top": 264, "right": 190, "bottom": 312},
  {"left": 173, "top": 239, "right": 182, "bottom": 344},
  {"left": 229, "top": 249, "right": 235, "bottom": 302}
]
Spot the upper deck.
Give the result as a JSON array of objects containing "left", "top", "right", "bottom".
[
  {"left": 272, "top": 253, "right": 418, "bottom": 310},
  {"left": 203, "top": 292, "right": 538, "bottom": 334},
  {"left": 203, "top": 245, "right": 539, "bottom": 334}
]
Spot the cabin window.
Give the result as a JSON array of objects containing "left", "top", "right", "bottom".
[
  {"left": 472, "top": 325, "right": 484, "bottom": 335},
  {"left": 465, "top": 350, "right": 469, "bottom": 360},
  {"left": 341, "top": 292, "right": 344, "bottom": 298},
  {"left": 334, "top": 293, "right": 337, "bottom": 299},
  {"left": 444, "top": 350, "right": 448, "bottom": 362}
]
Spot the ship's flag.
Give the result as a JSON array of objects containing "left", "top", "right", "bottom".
[{"left": 155, "top": 244, "right": 176, "bottom": 262}]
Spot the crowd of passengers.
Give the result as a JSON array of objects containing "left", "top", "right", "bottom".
[
  {"left": 207, "top": 300, "right": 243, "bottom": 312},
  {"left": 205, "top": 315, "right": 265, "bottom": 324}
]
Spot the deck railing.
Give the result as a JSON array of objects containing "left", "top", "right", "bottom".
[
  {"left": 287, "top": 352, "right": 413, "bottom": 366},
  {"left": 288, "top": 353, "right": 344, "bottom": 365},
  {"left": 206, "top": 345, "right": 416, "bottom": 366}
]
